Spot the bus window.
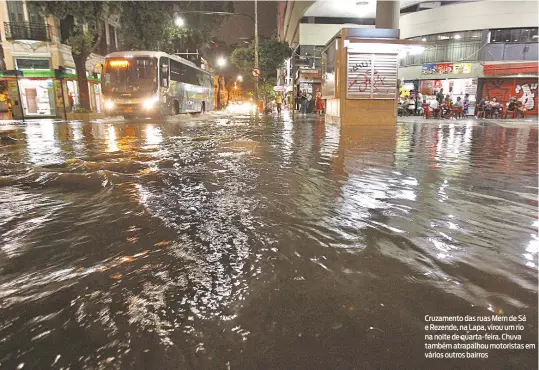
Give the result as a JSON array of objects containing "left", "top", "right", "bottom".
[
  {"left": 160, "top": 57, "right": 169, "bottom": 88},
  {"left": 103, "top": 57, "right": 158, "bottom": 95}
]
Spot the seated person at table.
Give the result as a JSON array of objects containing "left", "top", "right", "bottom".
[
  {"left": 507, "top": 97, "right": 517, "bottom": 112},
  {"left": 416, "top": 100, "right": 425, "bottom": 115},
  {"left": 516, "top": 101, "right": 527, "bottom": 117},
  {"left": 453, "top": 96, "right": 463, "bottom": 108},
  {"left": 429, "top": 99, "right": 440, "bottom": 117},
  {"left": 490, "top": 97, "right": 502, "bottom": 116},
  {"left": 462, "top": 93, "right": 470, "bottom": 115},
  {"left": 463, "top": 93, "right": 470, "bottom": 106},
  {"left": 407, "top": 97, "right": 416, "bottom": 114},
  {"left": 477, "top": 96, "right": 491, "bottom": 116}
]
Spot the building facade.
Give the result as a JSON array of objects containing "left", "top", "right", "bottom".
[
  {"left": 0, "top": 0, "right": 120, "bottom": 118},
  {"left": 278, "top": 0, "right": 539, "bottom": 115}
]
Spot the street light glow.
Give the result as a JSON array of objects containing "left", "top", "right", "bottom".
[
  {"left": 217, "top": 56, "right": 227, "bottom": 67},
  {"left": 175, "top": 17, "right": 185, "bottom": 27},
  {"left": 237, "top": 75, "right": 243, "bottom": 82}
]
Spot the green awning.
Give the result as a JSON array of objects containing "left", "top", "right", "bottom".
[{"left": 0, "top": 70, "right": 100, "bottom": 82}]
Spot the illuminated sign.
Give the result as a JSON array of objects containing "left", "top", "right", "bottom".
[{"left": 109, "top": 60, "right": 129, "bottom": 68}]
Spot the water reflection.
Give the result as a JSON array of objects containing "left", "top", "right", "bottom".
[{"left": 0, "top": 118, "right": 536, "bottom": 369}]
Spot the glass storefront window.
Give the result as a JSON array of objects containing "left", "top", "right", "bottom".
[{"left": 19, "top": 79, "right": 56, "bottom": 116}]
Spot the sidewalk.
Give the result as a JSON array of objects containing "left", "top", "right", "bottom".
[{"left": 397, "top": 115, "right": 537, "bottom": 126}]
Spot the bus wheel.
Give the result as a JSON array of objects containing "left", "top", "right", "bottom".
[
  {"left": 172, "top": 101, "right": 179, "bottom": 115},
  {"left": 200, "top": 102, "right": 205, "bottom": 114}
]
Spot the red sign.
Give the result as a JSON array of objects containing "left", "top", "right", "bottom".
[
  {"left": 483, "top": 63, "right": 538, "bottom": 76},
  {"left": 252, "top": 68, "right": 260, "bottom": 77}
]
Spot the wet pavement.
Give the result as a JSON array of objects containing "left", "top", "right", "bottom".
[{"left": 0, "top": 113, "right": 537, "bottom": 369}]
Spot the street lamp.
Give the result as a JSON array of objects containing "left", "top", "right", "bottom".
[
  {"left": 217, "top": 56, "right": 227, "bottom": 68},
  {"left": 175, "top": 17, "right": 185, "bottom": 27},
  {"left": 237, "top": 75, "right": 243, "bottom": 82}
]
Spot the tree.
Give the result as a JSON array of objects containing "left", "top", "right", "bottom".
[
  {"left": 118, "top": 1, "right": 233, "bottom": 65},
  {"left": 118, "top": 2, "right": 173, "bottom": 52},
  {"left": 231, "top": 39, "right": 292, "bottom": 81},
  {"left": 30, "top": 1, "right": 121, "bottom": 110}
]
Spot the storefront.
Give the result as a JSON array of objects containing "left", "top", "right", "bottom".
[
  {"left": 480, "top": 62, "right": 538, "bottom": 116},
  {"left": 416, "top": 62, "right": 478, "bottom": 115},
  {"left": 0, "top": 69, "right": 103, "bottom": 118},
  {"left": 0, "top": 70, "right": 58, "bottom": 118},
  {"left": 419, "top": 78, "right": 478, "bottom": 115},
  {"left": 480, "top": 77, "right": 538, "bottom": 116}
]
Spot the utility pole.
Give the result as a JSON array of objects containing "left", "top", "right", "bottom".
[{"left": 254, "top": 0, "right": 259, "bottom": 106}]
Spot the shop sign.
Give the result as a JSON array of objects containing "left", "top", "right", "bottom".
[
  {"left": 483, "top": 62, "right": 538, "bottom": 76},
  {"left": 422, "top": 63, "right": 472, "bottom": 75},
  {"left": 347, "top": 52, "right": 398, "bottom": 99}
]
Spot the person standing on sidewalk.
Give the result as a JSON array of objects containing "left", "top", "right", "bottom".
[
  {"left": 315, "top": 90, "right": 324, "bottom": 116},
  {"left": 300, "top": 90, "right": 308, "bottom": 115}
]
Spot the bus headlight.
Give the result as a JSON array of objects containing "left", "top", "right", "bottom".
[
  {"left": 143, "top": 96, "right": 159, "bottom": 110},
  {"left": 105, "top": 100, "right": 114, "bottom": 110}
]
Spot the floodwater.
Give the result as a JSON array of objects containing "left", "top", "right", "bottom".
[{"left": 0, "top": 114, "right": 537, "bottom": 369}]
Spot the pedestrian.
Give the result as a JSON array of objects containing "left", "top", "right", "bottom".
[
  {"left": 436, "top": 88, "right": 444, "bottom": 105},
  {"left": 275, "top": 93, "right": 283, "bottom": 114},
  {"left": 315, "top": 90, "right": 324, "bottom": 116},
  {"left": 68, "top": 93, "right": 74, "bottom": 112},
  {"left": 300, "top": 89, "right": 308, "bottom": 115},
  {"left": 288, "top": 93, "right": 293, "bottom": 111},
  {"left": 463, "top": 93, "right": 470, "bottom": 114}
]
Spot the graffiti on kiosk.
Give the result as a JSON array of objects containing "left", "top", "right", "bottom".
[
  {"left": 515, "top": 83, "right": 537, "bottom": 111},
  {"left": 348, "top": 70, "right": 386, "bottom": 93},
  {"left": 350, "top": 61, "right": 371, "bottom": 72}
]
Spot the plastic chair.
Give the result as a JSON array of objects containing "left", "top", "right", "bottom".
[
  {"left": 451, "top": 107, "right": 464, "bottom": 119},
  {"left": 422, "top": 104, "right": 430, "bottom": 119}
]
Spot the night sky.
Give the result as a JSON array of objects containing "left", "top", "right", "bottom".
[{"left": 214, "top": 1, "right": 278, "bottom": 45}]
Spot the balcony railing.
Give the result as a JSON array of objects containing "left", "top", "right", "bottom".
[
  {"left": 4, "top": 22, "right": 51, "bottom": 42},
  {"left": 400, "top": 41, "right": 482, "bottom": 67}
]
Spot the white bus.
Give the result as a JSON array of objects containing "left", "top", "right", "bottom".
[{"left": 102, "top": 51, "right": 214, "bottom": 119}]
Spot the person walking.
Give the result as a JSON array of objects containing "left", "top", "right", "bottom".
[{"left": 275, "top": 93, "right": 283, "bottom": 114}]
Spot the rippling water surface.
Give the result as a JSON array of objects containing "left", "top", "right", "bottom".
[{"left": 0, "top": 115, "right": 537, "bottom": 369}]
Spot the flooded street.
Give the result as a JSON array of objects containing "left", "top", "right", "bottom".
[{"left": 0, "top": 114, "right": 537, "bottom": 369}]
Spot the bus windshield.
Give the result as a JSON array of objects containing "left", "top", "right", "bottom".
[{"left": 102, "top": 57, "right": 157, "bottom": 95}]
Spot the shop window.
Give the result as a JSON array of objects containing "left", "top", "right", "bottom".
[
  {"left": 16, "top": 59, "right": 51, "bottom": 70},
  {"left": 490, "top": 28, "right": 538, "bottom": 43}
]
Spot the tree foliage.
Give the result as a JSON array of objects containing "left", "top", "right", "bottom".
[
  {"left": 118, "top": 1, "right": 234, "bottom": 59},
  {"left": 119, "top": 2, "right": 172, "bottom": 51},
  {"left": 231, "top": 39, "right": 292, "bottom": 80},
  {"left": 30, "top": 1, "right": 121, "bottom": 110}
]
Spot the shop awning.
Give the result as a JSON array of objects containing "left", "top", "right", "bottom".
[{"left": 0, "top": 70, "right": 101, "bottom": 82}]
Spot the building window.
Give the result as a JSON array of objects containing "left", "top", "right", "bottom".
[
  {"left": 108, "top": 24, "right": 117, "bottom": 48},
  {"left": 7, "top": 1, "right": 25, "bottom": 22},
  {"left": 16, "top": 58, "right": 51, "bottom": 70},
  {"left": 490, "top": 28, "right": 539, "bottom": 43}
]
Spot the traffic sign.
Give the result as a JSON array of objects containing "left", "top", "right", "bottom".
[{"left": 252, "top": 68, "right": 260, "bottom": 77}]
